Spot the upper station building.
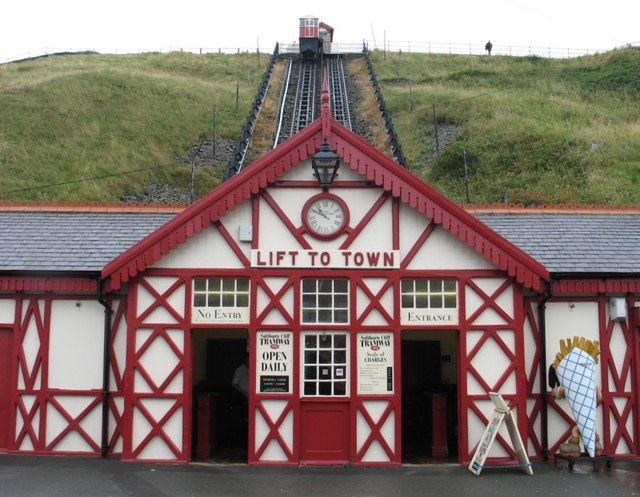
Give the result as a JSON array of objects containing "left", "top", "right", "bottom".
[{"left": 0, "top": 83, "right": 639, "bottom": 466}]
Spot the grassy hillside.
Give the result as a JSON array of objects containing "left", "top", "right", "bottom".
[
  {"left": 0, "top": 51, "right": 263, "bottom": 202},
  {"left": 369, "top": 47, "right": 640, "bottom": 205},
  {"left": 0, "top": 48, "right": 638, "bottom": 204}
]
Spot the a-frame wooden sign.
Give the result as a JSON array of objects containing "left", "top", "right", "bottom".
[{"left": 468, "top": 392, "right": 533, "bottom": 476}]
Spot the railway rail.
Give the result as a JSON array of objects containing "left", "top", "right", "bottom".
[
  {"left": 275, "top": 56, "right": 352, "bottom": 146},
  {"left": 225, "top": 18, "right": 408, "bottom": 180}
]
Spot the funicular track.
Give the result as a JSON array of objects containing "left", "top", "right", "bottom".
[
  {"left": 326, "top": 56, "right": 352, "bottom": 132},
  {"left": 290, "top": 60, "right": 319, "bottom": 136},
  {"left": 227, "top": 49, "right": 406, "bottom": 180},
  {"left": 275, "top": 56, "right": 352, "bottom": 147}
]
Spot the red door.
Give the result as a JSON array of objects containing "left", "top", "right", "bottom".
[
  {"left": 299, "top": 331, "right": 350, "bottom": 464},
  {"left": 0, "top": 329, "right": 13, "bottom": 450},
  {"left": 300, "top": 402, "right": 350, "bottom": 464}
]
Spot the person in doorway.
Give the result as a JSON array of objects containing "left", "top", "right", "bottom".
[
  {"left": 485, "top": 40, "right": 493, "bottom": 56},
  {"left": 231, "top": 354, "right": 249, "bottom": 447},
  {"left": 232, "top": 355, "right": 249, "bottom": 399}
]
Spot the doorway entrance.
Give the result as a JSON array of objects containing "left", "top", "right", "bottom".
[
  {"left": 191, "top": 330, "right": 248, "bottom": 462},
  {"left": 401, "top": 331, "right": 458, "bottom": 463}
]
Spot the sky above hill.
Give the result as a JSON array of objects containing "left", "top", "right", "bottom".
[{"left": 1, "top": 0, "right": 637, "bottom": 62}]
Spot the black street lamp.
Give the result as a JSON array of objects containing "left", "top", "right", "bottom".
[{"left": 311, "top": 137, "right": 341, "bottom": 189}]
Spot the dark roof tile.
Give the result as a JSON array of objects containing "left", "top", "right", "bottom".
[
  {"left": 476, "top": 213, "right": 640, "bottom": 274},
  {"left": 0, "top": 212, "right": 174, "bottom": 272}
]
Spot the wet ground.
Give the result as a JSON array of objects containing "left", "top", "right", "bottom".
[{"left": 1, "top": 454, "right": 640, "bottom": 497}]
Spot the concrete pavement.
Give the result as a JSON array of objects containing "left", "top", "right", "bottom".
[{"left": 1, "top": 454, "right": 640, "bottom": 497}]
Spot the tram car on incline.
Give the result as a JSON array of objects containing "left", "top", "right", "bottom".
[{"left": 299, "top": 15, "right": 333, "bottom": 60}]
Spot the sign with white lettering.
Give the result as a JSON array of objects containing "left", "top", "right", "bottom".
[
  {"left": 401, "top": 308, "right": 458, "bottom": 326},
  {"left": 251, "top": 249, "right": 400, "bottom": 269},
  {"left": 357, "top": 332, "right": 394, "bottom": 395},
  {"left": 257, "top": 331, "right": 293, "bottom": 394},
  {"left": 192, "top": 307, "right": 250, "bottom": 324}
]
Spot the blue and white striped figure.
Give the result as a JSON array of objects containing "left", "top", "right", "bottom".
[{"left": 555, "top": 348, "right": 598, "bottom": 457}]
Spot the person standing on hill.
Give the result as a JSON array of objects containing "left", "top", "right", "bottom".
[{"left": 485, "top": 40, "right": 493, "bottom": 55}]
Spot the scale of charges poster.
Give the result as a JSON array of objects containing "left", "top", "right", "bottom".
[{"left": 357, "top": 332, "right": 394, "bottom": 395}]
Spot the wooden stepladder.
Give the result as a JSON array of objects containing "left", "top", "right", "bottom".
[{"left": 468, "top": 392, "right": 533, "bottom": 476}]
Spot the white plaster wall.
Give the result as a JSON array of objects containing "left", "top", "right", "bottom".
[
  {"left": 255, "top": 399, "right": 292, "bottom": 461},
  {"left": 544, "top": 301, "right": 601, "bottom": 380},
  {"left": 344, "top": 194, "right": 394, "bottom": 252},
  {"left": 398, "top": 204, "right": 494, "bottom": 270},
  {"left": 46, "top": 395, "right": 102, "bottom": 452},
  {"left": 18, "top": 300, "right": 45, "bottom": 390},
  {"left": 258, "top": 192, "right": 310, "bottom": 250},
  {"left": 0, "top": 298, "right": 15, "bottom": 325},
  {"left": 48, "top": 300, "right": 104, "bottom": 390},
  {"left": 111, "top": 300, "right": 128, "bottom": 390},
  {"left": 523, "top": 300, "right": 540, "bottom": 392},
  {"left": 356, "top": 278, "right": 394, "bottom": 326},
  {"left": 279, "top": 159, "right": 363, "bottom": 182},
  {"left": 136, "top": 277, "right": 185, "bottom": 323},
  {"left": 133, "top": 402, "right": 183, "bottom": 460},
  {"left": 262, "top": 187, "right": 390, "bottom": 251},
  {"left": 466, "top": 278, "right": 514, "bottom": 324},
  {"left": 153, "top": 163, "right": 495, "bottom": 274},
  {"left": 153, "top": 201, "right": 252, "bottom": 269}
]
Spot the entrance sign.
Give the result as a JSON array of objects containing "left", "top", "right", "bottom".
[
  {"left": 401, "top": 308, "right": 458, "bottom": 326},
  {"left": 468, "top": 392, "right": 533, "bottom": 476},
  {"left": 357, "top": 332, "right": 394, "bottom": 394},
  {"left": 257, "top": 331, "right": 293, "bottom": 394}
]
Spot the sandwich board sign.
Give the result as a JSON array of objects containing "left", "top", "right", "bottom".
[{"left": 468, "top": 392, "right": 533, "bottom": 476}]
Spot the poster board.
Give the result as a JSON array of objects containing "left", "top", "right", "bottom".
[
  {"left": 468, "top": 392, "right": 533, "bottom": 476},
  {"left": 357, "top": 332, "right": 394, "bottom": 394},
  {"left": 256, "top": 331, "right": 293, "bottom": 394}
]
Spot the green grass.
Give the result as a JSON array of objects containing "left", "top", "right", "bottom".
[
  {"left": 369, "top": 47, "right": 640, "bottom": 205},
  {"left": 0, "top": 47, "right": 639, "bottom": 205},
  {"left": 0, "top": 51, "right": 262, "bottom": 201}
]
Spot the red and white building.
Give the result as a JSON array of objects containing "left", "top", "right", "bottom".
[{"left": 1, "top": 87, "right": 639, "bottom": 467}]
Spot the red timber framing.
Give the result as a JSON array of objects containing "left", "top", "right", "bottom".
[
  {"left": 249, "top": 271, "right": 401, "bottom": 466},
  {"left": 7, "top": 290, "right": 124, "bottom": 456},
  {"left": 105, "top": 295, "right": 128, "bottom": 455},
  {"left": 121, "top": 275, "right": 191, "bottom": 462},
  {"left": 457, "top": 274, "right": 530, "bottom": 464},
  {"left": 100, "top": 78, "right": 551, "bottom": 465},
  {"left": 522, "top": 296, "right": 545, "bottom": 459}
]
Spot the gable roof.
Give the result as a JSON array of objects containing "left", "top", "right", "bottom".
[{"left": 102, "top": 85, "right": 550, "bottom": 291}]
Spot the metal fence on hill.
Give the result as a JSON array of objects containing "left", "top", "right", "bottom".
[{"left": 3, "top": 39, "right": 635, "bottom": 64}]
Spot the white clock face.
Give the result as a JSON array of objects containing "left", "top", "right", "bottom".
[{"left": 304, "top": 196, "right": 347, "bottom": 238}]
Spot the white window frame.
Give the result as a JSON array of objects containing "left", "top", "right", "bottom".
[
  {"left": 400, "top": 278, "right": 458, "bottom": 310},
  {"left": 301, "top": 331, "right": 349, "bottom": 397},
  {"left": 192, "top": 277, "right": 250, "bottom": 324},
  {"left": 301, "top": 278, "right": 349, "bottom": 324}
]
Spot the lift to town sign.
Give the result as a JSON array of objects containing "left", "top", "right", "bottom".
[{"left": 251, "top": 249, "right": 400, "bottom": 269}]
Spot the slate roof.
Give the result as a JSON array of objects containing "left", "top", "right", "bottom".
[
  {"left": 0, "top": 210, "right": 175, "bottom": 272},
  {"left": 1, "top": 207, "right": 639, "bottom": 278},
  {"left": 475, "top": 211, "right": 640, "bottom": 274}
]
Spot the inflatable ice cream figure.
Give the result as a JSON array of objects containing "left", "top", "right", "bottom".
[{"left": 551, "top": 337, "right": 602, "bottom": 457}]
